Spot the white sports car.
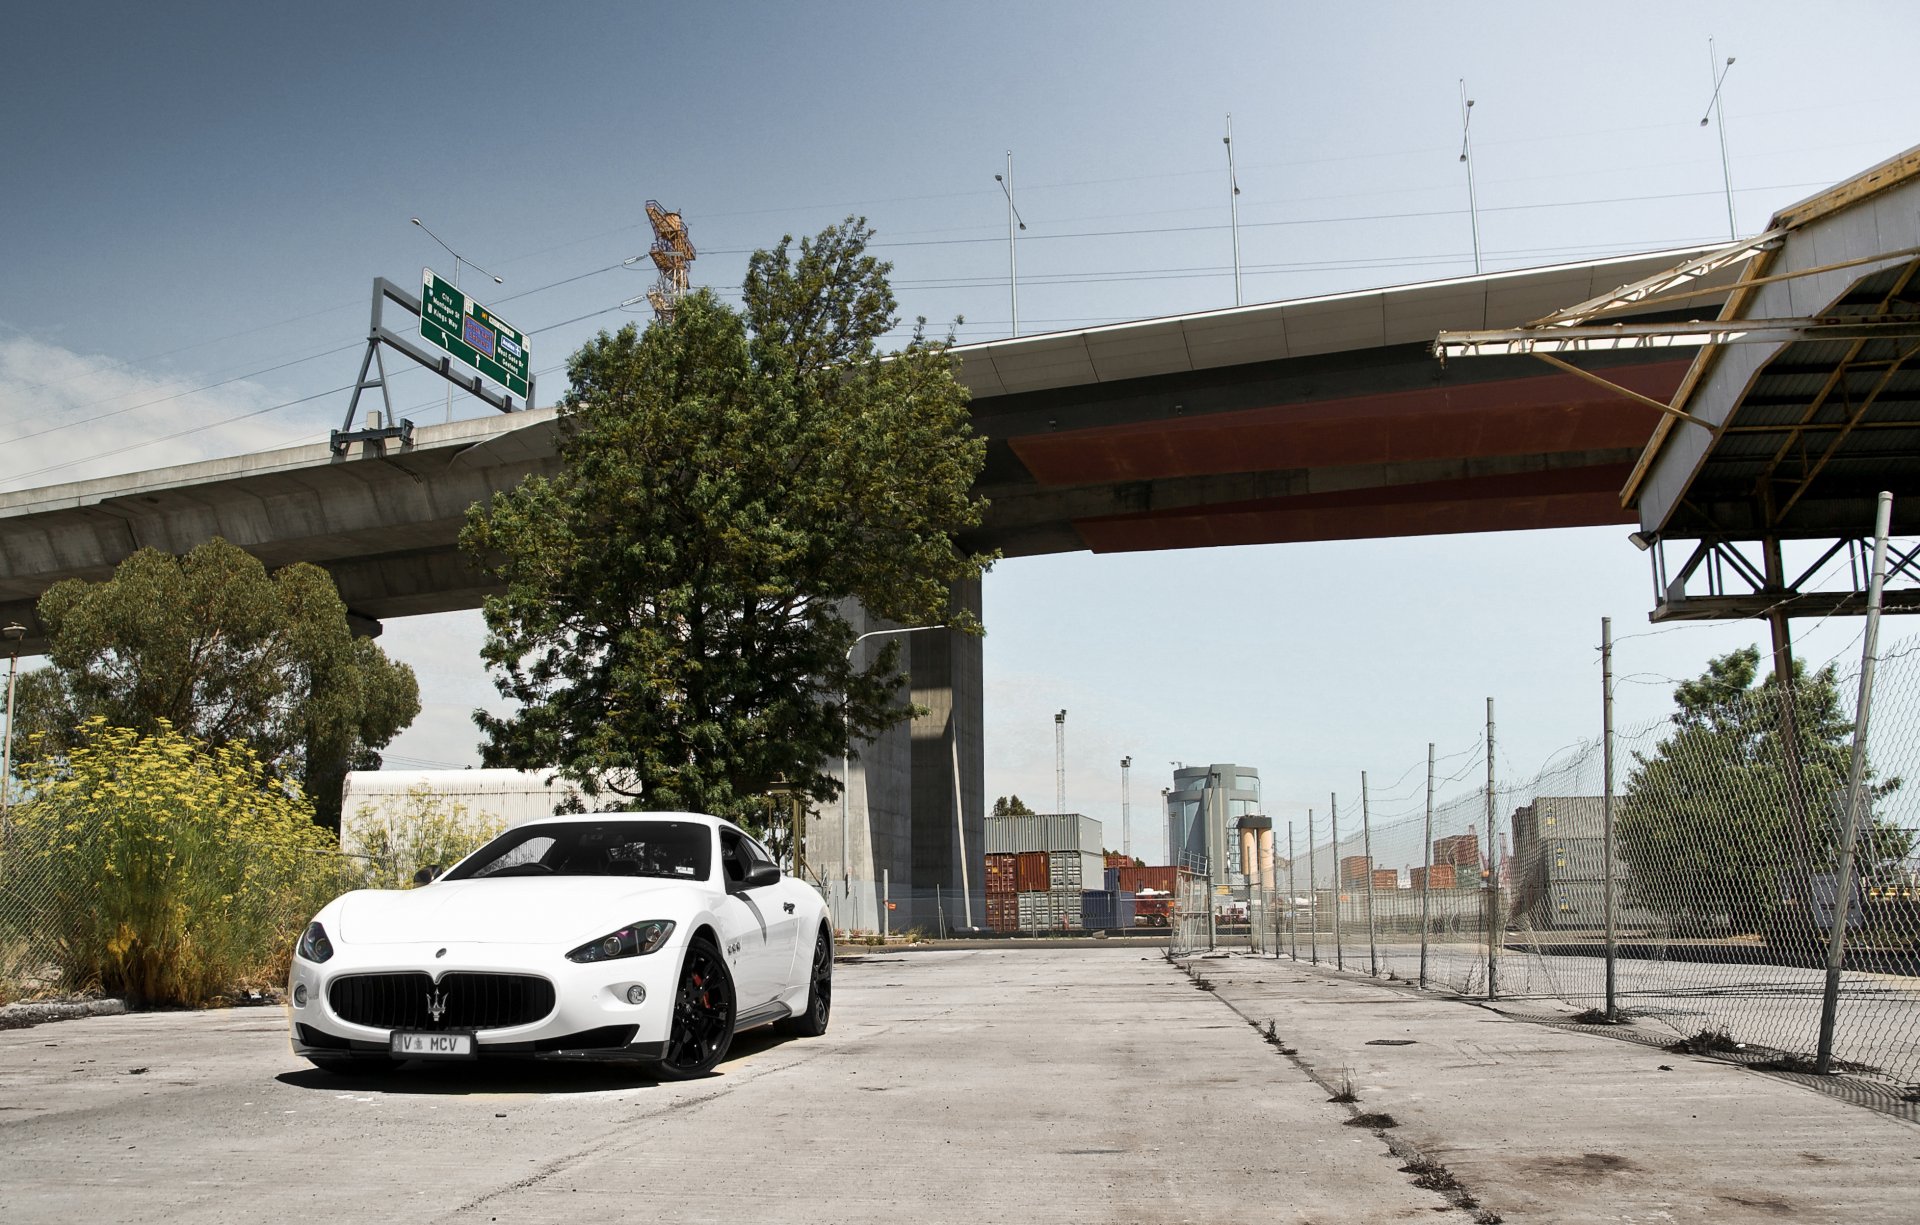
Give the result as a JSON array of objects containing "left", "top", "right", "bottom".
[{"left": 288, "top": 812, "right": 832, "bottom": 1080}]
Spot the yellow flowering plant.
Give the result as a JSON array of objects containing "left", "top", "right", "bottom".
[{"left": 1, "top": 718, "right": 360, "bottom": 1006}]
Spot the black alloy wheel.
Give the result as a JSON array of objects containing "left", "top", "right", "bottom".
[
  {"left": 778, "top": 928, "right": 832, "bottom": 1037},
  {"left": 652, "top": 935, "right": 736, "bottom": 1080}
]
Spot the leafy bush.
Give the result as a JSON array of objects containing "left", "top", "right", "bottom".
[
  {"left": 0, "top": 718, "right": 355, "bottom": 1006},
  {"left": 344, "top": 783, "right": 504, "bottom": 889}
]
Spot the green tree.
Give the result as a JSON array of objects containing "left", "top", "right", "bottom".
[
  {"left": 13, "top": 538, "right": 420, "bottom": 829},
  {"left": 1618, "top": 647, "right": 1909, "bottom": 933},
  {"left": 992, "top": 795, "right": 1036, "bottom": 817},
  {"left": 462, "top": 219, "right": 991, "bottom": 822}
]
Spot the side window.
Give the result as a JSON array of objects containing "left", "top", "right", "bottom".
[{"left": 718, "top": 829, "right": 749, "bottom": 884}]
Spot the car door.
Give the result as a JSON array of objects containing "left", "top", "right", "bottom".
[
  {"left": 739, "top": 830, "right": 802, "bottom": 995},
  {"left": 715, "top": 826, "right": 784, "bottom": 1008}
]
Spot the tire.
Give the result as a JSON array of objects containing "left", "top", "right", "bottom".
[
  {"left": 651, "top": 935, "right": 736, "bottom": 1081},
  {"left": 777, "top": 929, "right": 832, "bottom": 1038}
]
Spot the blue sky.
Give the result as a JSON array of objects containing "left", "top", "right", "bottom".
[{"left": 6, "top": 2, "right": 1919, "bottom": 861}]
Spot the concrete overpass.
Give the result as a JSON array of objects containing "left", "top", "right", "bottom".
[
  {"left": 0, "top": 245, "right": 1740, "bottom": 651},
  {"left": 0, "top": 246, "right": 1745, "bottom": 932}
]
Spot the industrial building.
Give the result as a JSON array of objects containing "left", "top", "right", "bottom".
[{"left": 1164, "top": 764, "right": 1263, "bottom": 884}]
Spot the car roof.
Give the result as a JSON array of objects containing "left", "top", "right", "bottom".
[{"left": 510, "top": 811, "right": 732, "bottom": 831}]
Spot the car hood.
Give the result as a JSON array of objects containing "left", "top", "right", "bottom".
[{"left": 335, "top": 877, "right": 707, "bottom": 946}]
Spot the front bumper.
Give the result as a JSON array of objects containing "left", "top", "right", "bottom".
[{"left": 288, "top": 937, "right": 684, "bottom": 1063}]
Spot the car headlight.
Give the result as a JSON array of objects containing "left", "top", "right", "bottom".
[
  {"left": 297, "top": 921, "right": 334, "bottom": 964},
  {"left": 566, "top": 920, "right": 675, "bottom": 963}
]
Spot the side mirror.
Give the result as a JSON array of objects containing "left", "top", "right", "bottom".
[
  {"left": 744, "top": 862, "right": 781, "bottom": 889},
  {"left": 413, "top": 864, "right": 443, "bottom": 886}
]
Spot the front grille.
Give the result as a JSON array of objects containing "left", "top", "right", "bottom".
[{"left": 328, "top": 972, "right": 556, "bottom": 1031}]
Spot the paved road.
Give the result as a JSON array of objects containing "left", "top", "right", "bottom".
[
  {"left": 4, "top": 947, "right": 1916, "bottom": 1224},
  {"left": 1, "top": 949, "right": 1442, "bottom": 1224}
]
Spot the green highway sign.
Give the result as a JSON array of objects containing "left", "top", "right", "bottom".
[{"left": 419, "top": 268, "right": 531, "bottom": 399}]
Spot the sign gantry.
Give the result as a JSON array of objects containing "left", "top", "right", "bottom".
[{"left": 330, "top": 272, "right": 535, "bottom": 457}]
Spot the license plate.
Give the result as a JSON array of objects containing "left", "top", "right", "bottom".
[{"left": 390, "top": 1030, "right": 475, "bottom": 1058}]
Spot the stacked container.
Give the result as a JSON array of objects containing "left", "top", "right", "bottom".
[{"left": 986, "top": 812, "right": 1106, "bottom": 933}]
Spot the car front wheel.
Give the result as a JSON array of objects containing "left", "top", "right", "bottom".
[{"left": 651, "top": 935, "right": 735, "bottom": 1080}]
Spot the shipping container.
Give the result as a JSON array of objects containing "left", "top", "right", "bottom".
[
  {"left": 984, "top": 813, "right": 1105, "bottom": 855},
  {"left": 1016, "top": 891, "right": 1049, "bottom": 929},
  {"left": 1049, "top": 849, "right": 1104, "bottom": 890},
  {"left": 1082, "top": 889, "right": 1137, "bottom": 930},
  {"left": 1115, "top": 865, "right": 1178, "bottom": 894},
  {"left": 1104, "top": 866, "right": 1121, "bottom": 892},
  {"left": 1104, "top": 851, "right": 1132, "bottom": 869},
  {"left": 1015, "top": 851, "right": 1052, "bottom": 893},
  {"left": 1339, "top": 855, "right": 1372, "bottom": 885},
  {"left": 1432, "top": 834, "right": 1481, "bottom": 871},
  {"left": 1372, "top": 868, "right": 1401, "bottom": 891},
  {"left": 985, "top": 853, "right": 1018, "bottom": 895},
  {"left": 985, "top": 894, "right": 1019, "bottom": 932},
  {"left": 1409, "top": 864, "right": 1459, "bottom": 890},
  {"left": 1045, "top": 889, "right": 1084, "bottom": 930}
]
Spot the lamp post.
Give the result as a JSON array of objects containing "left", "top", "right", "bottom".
[
  {"left": 993, "top": 153, "right": 1027, "bottom": 337},
  {"left": 840, "top": 624, "right": 946, "bottom": 929},
  {"left": 1698, "top": 41, "right": 1739, "bottom": 240},
  {"left": 1, "top": 623, "right": 24, "bottom": 857}
]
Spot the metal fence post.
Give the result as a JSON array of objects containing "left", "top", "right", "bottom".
[
  {"left": 1362, "top": 771, "right": 1378, "bottom": 977},
  {"left": 1330, "top": 792, "right": 1344, "bottom": 970},
  {"left": 1818, "top": 490, "right": 1893, "bottom": 1075},
  {"left": 1307, "top": 809, "right": 1319, "bottom": 965},
  {"left": 1420, "top": 742, "right": 1434, "bottom": 990},
  {"left": 1486, "top": 697, "right": 1499, "bottom": 1001},
  {"left": 1287, "top": 820, "right": 1297, "bottom": 961},
  {"left": 1602, "top": 617, "right": 1618, "bottom": 1021}
]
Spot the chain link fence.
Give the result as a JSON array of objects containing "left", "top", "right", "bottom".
[
  {"left": 0, "top": 836, "right": 372, "bottom": 1006},
  {"left": 1272, "top": 629, "right": 1920, "bottom": 1092}
]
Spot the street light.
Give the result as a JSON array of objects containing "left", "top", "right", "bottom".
[
  {"left": 993, "top": 153, "right": 1027, "bottom": 337},
  {"left": 1, "top": 623, "right": 25, "bottom": 856},
  {"left": 839, "top": 624, "right": 946, "bottom": 929}
]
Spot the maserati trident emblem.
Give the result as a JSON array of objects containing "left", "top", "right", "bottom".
[{"left": 426, "top": 989, "right": 448, "bottom": 1023}]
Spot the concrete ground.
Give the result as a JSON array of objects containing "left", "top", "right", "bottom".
[{"left": 0, "top": 948, "right": 1914, "bottom": 1224}]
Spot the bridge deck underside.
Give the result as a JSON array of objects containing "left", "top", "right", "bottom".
[{"left": 974, "top": 349, "right": 1686, "bottom": 556}]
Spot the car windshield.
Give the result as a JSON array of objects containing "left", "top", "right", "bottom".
[{"left": 442, "top": 820, "right": 712, "bottom": 882}]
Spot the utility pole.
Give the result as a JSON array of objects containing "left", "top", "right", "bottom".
[{"left": 1120, "top": 756, "right": 1133, "bottom": 860}]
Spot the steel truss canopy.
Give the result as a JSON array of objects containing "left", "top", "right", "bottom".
[{"left": 1435, "top": 144, "right": 1920, "bottom": 622}]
